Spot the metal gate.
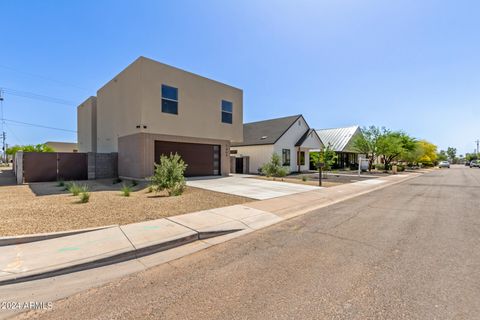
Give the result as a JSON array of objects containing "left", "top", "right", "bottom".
[{"left": 22, "top": 152, "right": 88, "bottom": 182}]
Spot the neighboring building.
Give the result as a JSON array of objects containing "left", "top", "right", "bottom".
[
  {"left": 231, "top": 115, "right": 323, "bottom": 174},
  {"left": 314, "top": 126, "right": 363, "bottom": 169},
  {"left": 78, "top": 56, "right": 243, "bottom": 179},
  {"left": 45, "top": 141, "right": 78, "bottom": 153}
]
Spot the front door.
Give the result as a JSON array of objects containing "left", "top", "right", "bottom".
[{"left": 235, "top": 158, "right": 243, "bottom": 174}]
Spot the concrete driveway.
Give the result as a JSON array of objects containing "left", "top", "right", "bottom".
[{"left": 187, "top": 175, "right": 321, "bottom": 200}]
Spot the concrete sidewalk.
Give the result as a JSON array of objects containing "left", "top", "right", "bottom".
[
  {"left": 0, "top": 171, "right": 422, "bottom": 287},
  {"left": 0, "top": 206, "right": 280, "bottom": 285}
]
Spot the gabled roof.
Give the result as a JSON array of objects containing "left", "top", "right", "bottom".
[
  {"left": 232, "top": 115, "right": 302, "bottom": 147},
  {"left": 315, "top": 126, "right": 361, "bottom": 152},
  {"left": 295, "top": 129, "right": 322, "bottom": 147}
]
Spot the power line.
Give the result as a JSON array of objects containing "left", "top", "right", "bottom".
[
  {"left": 3, "top": 119, "right": 77, "bottom": 133},
  {"left": 4, "top": 122, "right": 24, "bottom": 145},
  {"left": 0, "top": 64, "right": 90, "bottom": 92},
  {"left": 1, "top": 87, "right": 77, "bottom": 106}
]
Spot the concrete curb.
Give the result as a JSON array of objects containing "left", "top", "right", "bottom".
[
  {"left": 0, "top": 229, "right": 239, "bottom": 286},
  {"left": 0, "top": 225, "right": 118, "bottom": 247}
]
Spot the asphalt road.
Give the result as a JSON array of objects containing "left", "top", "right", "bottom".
[{"left": 20, "top": 165, "right": 480, "bottom": 319}]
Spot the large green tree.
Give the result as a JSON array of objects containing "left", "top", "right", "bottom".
[
  {"left": 377, "top": 131, "right": 416, "bottom": 171},
  {"left": 446, "top": 147, "right": 457, "bottom": 163},
  {"left": 6, "top": 144, "right": 54, "bottom": 155},
  {"left": 351, "top": 126, "right": 382, "bottom": 171}
]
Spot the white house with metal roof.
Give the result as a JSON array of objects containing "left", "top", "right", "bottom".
[
  {"left": 314, "top": 125, "right": 364, "bottom": 169},
  {"left": 231, "top": 115, "right": 323, "bottom": 174}
]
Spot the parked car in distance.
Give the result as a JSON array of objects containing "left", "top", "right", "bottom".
[
  {"left": 438, "top": 161, "right": 450, "bottom": 168},
  {"left": 470, "top": 160, "right": 480, "bottom": 168}
]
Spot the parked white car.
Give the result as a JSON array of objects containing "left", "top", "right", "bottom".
[{"left": 438, "top": 161, "right": 450, "bottom": 168}]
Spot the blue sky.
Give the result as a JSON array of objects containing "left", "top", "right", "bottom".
[{"left": 0, "top": 0, "right": 479, "bottom": 155}]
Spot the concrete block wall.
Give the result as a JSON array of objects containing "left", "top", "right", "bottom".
[{"left": 87, "top": 152, "right": 118, "bottom": 180}]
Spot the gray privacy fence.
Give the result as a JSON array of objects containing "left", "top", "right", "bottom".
[{"left": 14, "top": 151, "right": 118, "bottom": 183}]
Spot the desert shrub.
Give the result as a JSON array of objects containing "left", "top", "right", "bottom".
[
  {"left": 121, "top": 183, "right": 132, "bottom": 197},
  {"left": 396, "top": 164, "right": 405, "bottom": 172},
  {"left": 147, "top": 185, "right": 154, "bottom": 193},
  {"left": 56, "top": 179, "right": 65, "bottom": 187},
  {"left": 301, "top": 175, "right": 308, "bottom": 182},
  {"left": 79, "top": 192, "right": 90, "bottom": 203},
  {"left": 261, "top": 153, "right": 289, "bottom": 178},
  {"left": 149, "top": 153, "right": 187, "bottom": 196},
  {"left": 64, "top": 181, "right": 73, "bottom": 191},
  {"left": 68, "top": 183, "right": 82, "bottom": 196},
  {"left": 375, "top": 164, "right": 385, "bottom": 171}
]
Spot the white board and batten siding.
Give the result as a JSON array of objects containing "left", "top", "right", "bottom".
[
  {"left": 231, "top": 144, "right": 274, "bottom": 174},
  {"left": 274, "top": 116, "right": 312, "bottom": 172}
]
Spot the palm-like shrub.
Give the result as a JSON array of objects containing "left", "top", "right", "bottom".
[{"left": 150, "top": 153, "right": 187, "bottom": 196}]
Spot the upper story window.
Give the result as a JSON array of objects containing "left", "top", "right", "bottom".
[
  {"left": 161, "top": 85, "right": 178, "bottom": 115},
  {"left": 221, "top": 100, "right": 233, "bottom": 124}
]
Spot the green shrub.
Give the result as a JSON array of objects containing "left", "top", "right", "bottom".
[
  {"left": 375, "top": 164, "right": 385, "bottom": 171},
  {"left": 121, "top": 183, "right": 132, "bottom": 197},
  {"left": 64, "top": 181, "right": 73, "bottom": 191},
  {"left": 149, "top": 153, "right": 187, "bottom": 197},
  {"left": 301, "top": 175, "right": 308, "bottom": 182},
  {"left": 79, "top": 192, "right": 90, "bottom": 203},
  {"left": 56, "top": 179, "right": 65, "bottom": 187},
  {"left": 68, "top": 183, "right": 82, "bottom": 196},
  {"left": 261, "top": 153, "right": 289, "bottom": 178},
  {"left": 396, "top": 164, "right": 405, "bottom": 172}
]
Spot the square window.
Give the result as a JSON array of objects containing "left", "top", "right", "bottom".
[
  {"left": 222, "top": 112, "right": 232, "bottom": 124},
  {"left": 162, "top": 99, "right": 178, "bottom": 114},
  {"left": 162, "top": 85, "right": 178, "bottom": 100}
]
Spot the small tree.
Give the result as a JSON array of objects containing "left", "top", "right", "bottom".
[
  {"left": 446, "top": 147, "right": 457, "bottom": 163},
  {"left": 313, "top": 143, "right": 337, "bottom": 178},
  {"left": 150, "top": 153, "right": 187, "bottom": 196},
  {"left": 261, "top": 153, "right": 289, "bottom": 179},
  {"left": 352, "top": 126, "right": 382, "bottom": 172}
]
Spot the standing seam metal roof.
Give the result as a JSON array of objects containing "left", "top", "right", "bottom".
[{"left": 315, "top": 126, "right": 361, "bottom": 152}]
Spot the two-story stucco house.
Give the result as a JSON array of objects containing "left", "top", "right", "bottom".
[
  {"left": 230, "top": 115, "right": 323, "bottom": 174},
  {"left": 78, "top": 56, "right": 243, "bottom": 179}
]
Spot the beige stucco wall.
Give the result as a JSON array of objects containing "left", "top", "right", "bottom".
[
  {"left": 77, "top": 96, "right": 97, "bottom": 152},
  {"left": 118, "top": 132, "right": 231, "bottom": 179},
  {"left": 45, "top": 141, "right": 78, "bottom": 153},
  {"left": 96, "top": 57, "right": 243, "bottom": 153}
]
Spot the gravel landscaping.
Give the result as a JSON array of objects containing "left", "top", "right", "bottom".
[{"left": 0, "top": 169, "right": 253, "bottom": 236}]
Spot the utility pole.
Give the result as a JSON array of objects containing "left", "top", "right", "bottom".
[
  {"left": 476, "top": 139, "right": 480, "bottom": 155},
  {"left": 0, "top": 88, "right": 5, "bottom": 163}
]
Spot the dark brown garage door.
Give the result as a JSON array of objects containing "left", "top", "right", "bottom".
[{"left": 154, "top": 141, "right": 220, "bottom": 177}]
